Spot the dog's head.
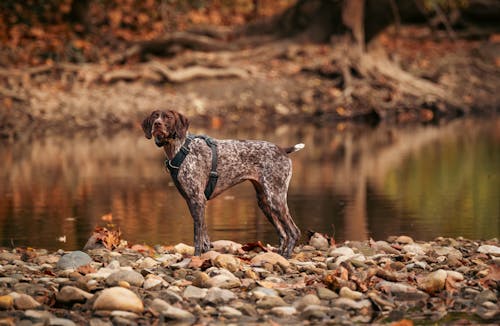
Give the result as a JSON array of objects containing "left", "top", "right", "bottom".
[{"left": 141, "top": 110, "right": 189, "bottom": 147}]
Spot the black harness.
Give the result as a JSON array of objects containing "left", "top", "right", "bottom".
[{"left": 165, "top": 134, "right": 218, "bottom": 200}]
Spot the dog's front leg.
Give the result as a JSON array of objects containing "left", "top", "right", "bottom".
[{"left": 186, "top": 197, "right": 210, "bottom": 255}]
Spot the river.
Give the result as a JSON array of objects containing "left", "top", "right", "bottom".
[{"left": 0, "top": 118, "right": 498, "bottom": 250}]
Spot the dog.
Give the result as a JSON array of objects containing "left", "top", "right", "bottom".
[{"left": 141, "top": 110, "right": 303, "bottom": 257}]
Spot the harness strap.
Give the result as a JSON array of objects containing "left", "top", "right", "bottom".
[{"left": 165, "top": 135, "right": 218, "bottom": 200}]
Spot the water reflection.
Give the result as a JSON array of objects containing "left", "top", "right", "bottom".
[{"left": 0, "top": 118, "right": 498, "bottom": 250}]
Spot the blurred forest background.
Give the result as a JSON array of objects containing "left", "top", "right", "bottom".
[{"left": 0, "top": 0, "right": 499, "bottom": 138}]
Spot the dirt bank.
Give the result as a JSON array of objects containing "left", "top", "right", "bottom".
[{"left": 1, "top": 28, "right": 499, "bottom": 140}]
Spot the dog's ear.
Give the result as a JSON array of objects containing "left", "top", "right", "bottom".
[
  {"left": 141, "top": 111, "right": 156, "bottom": 139},
  {"left": 173, "top": 111, "right": 189, "bottom": 139}
]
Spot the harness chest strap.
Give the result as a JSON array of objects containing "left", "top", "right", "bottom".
[{"left": 165, "top": 135, "right": 218, "bottom": 200}]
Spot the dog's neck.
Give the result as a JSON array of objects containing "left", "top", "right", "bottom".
[{"left": 163, "top": 135, "right": 187, "bottom": 160}]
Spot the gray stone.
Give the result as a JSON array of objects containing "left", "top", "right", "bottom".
[
  {"left": 250, "top": 287, "right": 280, "bottom": 299},
  {"left": 56, "top": 251, "right": 92, "bottom": 270},
  {"left": 271, "top": 306, "right": 297, "bottom": 317},
  {"left": 205, "top": 287, "right": 236, "bottom": 304},
  {"left": 339, "top": 287, "right": 363, "bottom": 300},
  {"left": 478, "top": 245, "right": 500, "bottom": 256},
  {"left": 106, "top": 270, "right": 145, "bottom": 287},
  {"left": 317, "top": 287, "right": 339, "bottom": 300},
  {"left": 162, "top": 305, "right": 195, "bottom": 321},
  {"left": 257, "top": 296, "right": 287, "bottom": 308},
  {"left": 300, "top": 305, "right": 330, "bottom": 320},
  {"left": 24, "top": 309, "right": 54, "bottom": 321},
  {"left": 333, "top": 298, "right": 372, "bottom": 310},
  {"left": 218, "top": 306, "right": 242, "bottom": 318},
  {"left": 293, "top": 294, "right": 321, "bottom": 311},
  {"left": 183, "top": 285, "right": 207, "bottom": 300}
]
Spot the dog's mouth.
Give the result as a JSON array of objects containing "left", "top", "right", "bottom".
[{"left": 152, "top": 130, "right": 169, "bottom": 147}]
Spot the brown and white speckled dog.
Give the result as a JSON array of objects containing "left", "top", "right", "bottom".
[{"left": 142, "top": 110, "right": 303, "bottom": 258}]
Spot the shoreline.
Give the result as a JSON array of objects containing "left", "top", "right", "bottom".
[{"left": 0, "top": 235, "right": 498, "bottom": 324}]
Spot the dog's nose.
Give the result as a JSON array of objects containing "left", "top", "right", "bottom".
[{"left": 153, "top": 121, "right": 161, "bottom": 128}]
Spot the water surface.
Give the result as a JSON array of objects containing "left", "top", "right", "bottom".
[{"left": 0, "top": 118, "right": 498, "bottom": 250}]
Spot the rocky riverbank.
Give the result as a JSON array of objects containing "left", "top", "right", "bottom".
[{"left": 0, "top": 235, "right": 499, "bottom": 325}]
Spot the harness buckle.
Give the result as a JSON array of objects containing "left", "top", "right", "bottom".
[
  {"left": 167, "top": 160, "right": 180, "bottom": 170},
  {"left": 209, "top": 171, "right": 218, "bottom": 178}
]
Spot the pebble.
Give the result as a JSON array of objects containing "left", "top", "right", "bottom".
[
  {"left": 56, "top": 251, "right": 92, "bottom": 270},
  {"left": 317, "top": 287, "right": 339, "bottom": 300},
  {"left": 211, "top": 240, "right": 243, "bottom": 254},
  {"left": 309, "top": 232, "right": 330, "bottom": 250},
  {"left": 218, "top": 306, "right": 242, "bottom": 318},
  {"left": 0, "top": 295, "right": 14, "bottom": 309},
  {"left": 12, "top": 293, "right": 41, "bottom": 309},
  {"left": 161, "top": 304, "right": 195, "bottom": 321},
  {"left": 251, "top": 252, "right": 290, "bottom": 269},
  {"left": 183, "top": 285, "right": 207, "bottom": 300},
  {"left": 293, "top": 294, "right": 321, "bottom": 311},
  {"left": 257, "top": 296, "right": 287, "bottom": 308},
  {"left": 93, "top": 287, "right": 144, "bottom": 313},
  {"left": 477, "top": 244, "right": 500, "bottom": 256},
  {"left": 417, "top": 269, "right": 447, "bottom": 294},
  {"left": 205, "top": 287, "right": 236, "bottom": 304},
  {"left": 213, "top": 254, "right": 240, "bottom": 272},
  {"left": 106, "top": 270, "right": 145, "bottom": 287},
  {"left": 173, "top": 243, "right": 194, "bottom": 255},
  {"left": 56, "top": 286, "right": 93, "bottom": 304},
  {"left": 271, "top": 306, "right": 297, "bottom": 317},
  {"left": 339, "top": 286, "right": 363, "bottom": 300}
]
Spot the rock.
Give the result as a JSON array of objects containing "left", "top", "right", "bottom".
[
  {"left": 257, "top": 296, "right": 287, "bottom": 308},
  {"left": 376, "top": 281, "right": 429, "bottom": 301},
  {"left": 301, "top": 304, "right": 330, "bottom": 320},
  {"left": 173, "top": 243, "right": 195, "bottom": 255},
  {"left": 418, "top": 269, "right": 447, "bottom": 294},
  {"left": 309, "top": 233, "right": 330, "bottom": 250},
  {"left": 402, "top": 244, "right": 426, "bottom": 255},
  {"left": 136, "top": 257, "right": 158, "bottom": 269},
  {"left": 156, "top": 253, "right": 182, "bottom": 266},
  {"left": 213, "top": 254, "right": 240, "bottom": 272},
  {"left": 192, "top": 271, "right": 211, "bottom": 288},
  {"left": 478, "top": 245, "right": 500, "bottom": 256},
  {"left": 271, "top": 306, "right": 297, "bottom": 317},
  {"left": 339, "top": 287, "right": 363, "bottom": 300},
  {"left": 372, "top": 241, "right": 400, "bottom": 254},
  {"left": 106, "top": 270, "right": 144, "bottom": 287},
  {"left": 143, "top": 274, "right": 165, "bottom": 290},
  {"left": 293, "top": 294, "right": 321, "bottom": 311},
  {"left": 24, "top": 310, "right": 54, "bottom": 322},
  {"left": 48, "top": 317, "right": 77, "bottom": 326},
  {"left": 93, "top": 287, "right": 144, "bottom": 313},
  {"left": 206, "top": 269, "right": 241, "bottom": 289},
  {"left": 162, "top": 305, "right": 195, "bottom": 321},
  {"left": 0, "top": 295, "right": 14, "bottom": 309},
  {"left": 218, "top": 306, "right": 242, "bottom": 318},
  {"left": 211, "top": 240, "right": 243, "bottom": 254},
  {"left": 56, "top": 286, "right": 93, "bottom": 304},
  {"left": 328, "top": 246, "right": 355, "bottom": 257},
  {"left": 56, "top": 251, "right": 92, "bottom": 270},
  {"left": 474, "top": 290, "right": 498, "bottom": 305},
  {"left": 183, "top": 285, "right": 207, "bottom": 300},
  {"left": 251, "top": 252, "right": 290, "bottom": 269},
  {"left": 317, "top": 287, "right": 339, "bottom": 300},
  {"left": 13, "top": 293, "right": 41, "bottom": 309},
  {"left": 150, "top": 298, "right": 170, "bottom": 314},
  {"left": 250, "top": 287, "right": 280, "bottom": 299},
  {"left": 333, "top": 298, "right": 372, "bottom": 310},
  {"left": 395, "top": 235, "right": 414, "bottom": 244},
  {"left": 205, "top": 287, "right": 236, "bottom": 304}
]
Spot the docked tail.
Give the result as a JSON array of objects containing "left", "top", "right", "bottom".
[{"left": 284, "top": 143, "right": 305, "bottom": 154}]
